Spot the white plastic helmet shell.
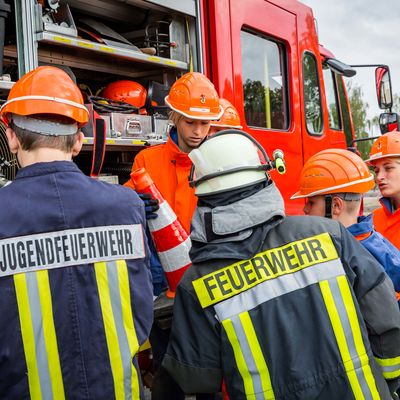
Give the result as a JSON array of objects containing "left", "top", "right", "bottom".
[{"left": 189, "top": 133, "right": 267, "bottom": 196}]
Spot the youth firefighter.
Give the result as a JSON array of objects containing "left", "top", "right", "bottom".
[
  {"left": 366, "top": 131, "right": 400, "bottom": 250},
  {"left": 125, "top": 71, "right": 222, "bottom": 400},
  {"left": 208, "top": 98, "right": 242, "bottom": 134},
  {"left": 163, "top": 130, "right": 400, "bottom": 400},
  {"left": 291, "top": 148, "right": 400, "bottom": 295},
  {"left": 0, "top": 66, "right": 153, "bottom": 399}
]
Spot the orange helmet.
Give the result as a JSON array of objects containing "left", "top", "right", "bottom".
[
  {"left": 366, "top": 131, "right": 400, "bottom": 163},
  {"left": 165, "top": 72, "right": 222, "bottom": 120},
  {"left": 291, "top": 148, "right": 374, "bottom": 199},
  {"left": 0, "top": 66, "right": 89, "bottom": 127},
  {"left": 101, "top": 80, "right": 147, "bottom": 108},
  {"left": 210, "top": 98, "right": 242, "bottom": 129}
]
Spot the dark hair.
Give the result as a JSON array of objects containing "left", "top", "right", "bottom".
[
  {"left": 10, "top": 115, "right": 79, "bottom": 152},
  {"left": 333, "top": 192, "right": 361, "bottom": 214}
]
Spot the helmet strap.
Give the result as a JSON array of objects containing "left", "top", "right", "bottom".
[{"left": 324, "top": 195, "right": 333, "bottom": 219}]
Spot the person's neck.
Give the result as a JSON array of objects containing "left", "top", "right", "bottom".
[
  {"left": 337, "top": 213, "right": 358, "bottom": 228},
  {"left": 18, "top": 148, "right": 73, "bottom": 168},
  {"left": 176, "top": 138, "right": 192, "bottom": 154},
  {"left": 390, "top": 195, "right": 400, "bottom": 212}
]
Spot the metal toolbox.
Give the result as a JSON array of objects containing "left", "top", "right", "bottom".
[
  {"left": 152, "top": 115, "right": 171, "bottom": 142},
  {"left": 104, "top": 113, "right": 152, "bottom": 139}
]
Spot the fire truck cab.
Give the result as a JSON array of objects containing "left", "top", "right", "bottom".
[{"left": 0, "top": 0, "right": 391, "bottom": 213}]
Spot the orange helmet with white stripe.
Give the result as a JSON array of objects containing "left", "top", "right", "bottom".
[
  {"left": 0, "top": 66, "right": 89, "bottom": 127},
  {"left": 291, "top": 148, "right": 374, "bottom": 199},
  {"left": 366, "top": 131, "right": 400, "bottom": 163},
  {"left": 165, "top": 72, "right": 222, "bottom": 120}
]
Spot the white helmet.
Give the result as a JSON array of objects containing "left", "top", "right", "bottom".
[{"left": 189, "top": 130, "right": 277, "bottom": 196}]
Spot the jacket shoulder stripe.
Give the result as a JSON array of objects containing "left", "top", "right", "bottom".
[
  {"left": 95, "top": 261, "right": 140, "bottom": 399},
  {"left": 319, "top": 277, "right": 379, "bottom": 400},
  {"left": 14, "top": 271, "right": 65, "bottom": 399}
]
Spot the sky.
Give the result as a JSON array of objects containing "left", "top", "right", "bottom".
[{"left": 301, "top": 0, "right": 400, "bottom": 124}]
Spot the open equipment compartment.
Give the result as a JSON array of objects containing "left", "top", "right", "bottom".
[{"left": 1, "top": 0, "right": 200, "bottom": 183}]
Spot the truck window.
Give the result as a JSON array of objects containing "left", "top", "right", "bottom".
[
  {"left": 241, "top": 30, "right": 288, "bottom": 130},
  {"left": 303, "top": 52, "right": 323, "bottom": 135},
  {"left": 322, "top": 66, "right": 341, "bottom": 130},
  {"left": 337, "top": 77, "right": 353, "bottom": 146}
]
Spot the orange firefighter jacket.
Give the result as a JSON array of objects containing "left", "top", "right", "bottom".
[
  {"left": 125, "top": 135, "right": 197, "bottom": 233},
  {"left": 373, "top": 197, "right": 400, "bottom": 250}
]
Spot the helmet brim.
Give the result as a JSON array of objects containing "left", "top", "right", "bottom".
[
  {"left": 165, "top": 96, "right": 224, "bottom": 120},
  {"left": 365, "top": 153, "right": 400, "bottom": 164}
]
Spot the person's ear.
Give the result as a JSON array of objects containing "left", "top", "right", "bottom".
[
  {"left": 6, "top": 127, "right": 20, "bottom": 154},
  {"left": 71, "top": 131, "right": 84, "bottom": 157},
  {"left": 332, "top": 196, "right": 344, "bottom": 216}
]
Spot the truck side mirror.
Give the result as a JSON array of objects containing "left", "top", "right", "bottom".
[
  {"left": 324, "top": 58, "right": 356, "bottom": 77},
  {"left": 375, "top": 66, "right": 393, "bottom": 109},
  {"left": 379, "top": 112, "right": 399, "bottom": 134}
]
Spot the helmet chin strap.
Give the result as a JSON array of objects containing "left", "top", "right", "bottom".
[{"left": 324, "top": 195, "right": 333, "bottom": 219}]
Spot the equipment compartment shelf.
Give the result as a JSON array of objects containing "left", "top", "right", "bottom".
[
  {"left": 82, "top": 137, "right": 165, "bottom": 151},
  {"left": 36, "top": 32, "right": 189, "bottom": 71}
]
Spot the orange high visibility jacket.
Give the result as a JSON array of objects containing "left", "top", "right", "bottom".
[
  {"left": 373, "top": 198, "right": 400, "bottom": 250},
  {"left": 125, "top": 136, "right": 197, "bottom": 233}
]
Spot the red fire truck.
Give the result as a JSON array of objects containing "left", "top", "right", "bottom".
[{"left": 0, "top": 0, "right": 394, "bottom": 213}]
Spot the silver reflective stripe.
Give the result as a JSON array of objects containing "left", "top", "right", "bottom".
[
  {"left": 0, "top": 224, "right": 145, "bottom": 278},
  {"left": 25, "top": 273, "right": 53, "bottom": 400},
  {"left": 106, "top": 261, "right": 134, "bottom": 400},
  {"left": 215, "top": 259, "right": 343, "bottom": 321},
  {"left": 328, "top": 278, "right": 374, "bottom": 399},
  {"left": 374, "top": 356, "right": 400, "bottom": 377},
  {"left": 158, "top": 237, "right": 192, "bottom": 272},
  {"left": 148, "top": 201, "right": 176, "bottom": 231},
  {"left": 378, "top": 363, "right": 400, "bottom": 375},
  {"left": 230, "top": 315, "right": 266, "bottom": 400}
]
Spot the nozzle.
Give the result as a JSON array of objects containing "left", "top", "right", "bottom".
[
  {"left": 275, "top": 158, "right": 286, "bottom": 174},
  {"left": 272, "top": 149, "right": 286, "bottom": 174}
]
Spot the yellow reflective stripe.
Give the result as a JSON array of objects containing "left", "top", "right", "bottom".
[
  {"left": 95, "top": 262, "right": 125, "bottom": 400},
  {"left": 375, "top": 355, "right": 400, "bottom": 367},
  {"left": 36, "top": 270, "right": 65, "bottom": 400},
  {"left": 381, "top": 370, "right": 400, "bottom": 379},
  {"left": 337, "top": 276, "right": 380, "bottom": 399},
  {"left": 222, "top": 319, "right": 255, "bottom": 398},
  {"left": 375, "top": 355, "right": 400, "bottom": 379},
  {"left": 116, "top": 259, "right": 140, "bottom": 399},
  {"left": 239, "top": 312, "right": 275, "bottom": 400},
  {"left": 193, "top": 232, "right": 339, "bottom": 308},
  {"left": 376, "top": 367, "right": 400, "bottom": 379},
  {"left": 319, "top": 280, "right": 364, "bottom": 399},
  {"left": 14, "top": 274, "right": 42, "bottom": 400}
]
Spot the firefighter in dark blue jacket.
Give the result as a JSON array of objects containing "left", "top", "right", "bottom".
[
  {"left": 0, "top": 66, "right": 153, "bottom": 399},
  {"left": 164, "top": 131, "right": 400, "bottom": 400}
]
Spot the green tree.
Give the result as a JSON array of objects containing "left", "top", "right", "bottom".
[{"left": 346, "top": 81, "right": 372, "bottom": 160}]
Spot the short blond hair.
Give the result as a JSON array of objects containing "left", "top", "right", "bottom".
[{"left": 169, "top": 110, "right": 184, "bottom": 126}]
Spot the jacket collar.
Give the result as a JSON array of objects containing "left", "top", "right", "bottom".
[
  {"left": 379, "top": 197, "right": 400, "bottom": 215},
  {"left": 189, "top": 184, "right": 285, "bottom": 262},
  {"left": 347, "top": 214, "right": 373, "bottom": 236},
  {"left": 15, "top": 161, "right": 81, "bottom": 179},
  {"left": 191, "top": 183, "right": 285, "bottom": 244},
  {"left": 166, "top": 128, "right": 192, "bottom": 165}
]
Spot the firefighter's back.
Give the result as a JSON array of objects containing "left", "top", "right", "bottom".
[{"left": 0, "top": 161, "right": 153, "bottom": 399}]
